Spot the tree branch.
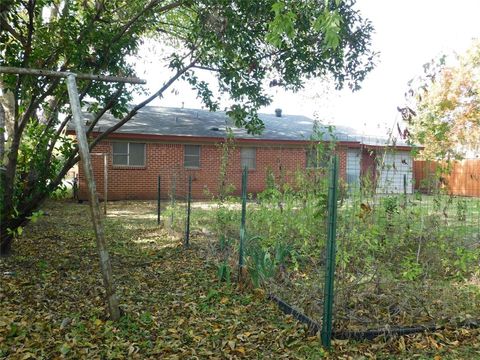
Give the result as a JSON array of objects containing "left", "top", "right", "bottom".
[
  {"left": 13, "top": 0, "right": 35, "bottom": 120},
  {"left": 86, "top": 85, "right": 125, "bottom": 134},
  {"left": 110, "top": 0, "right": 185, "bottom": 44},
  {"left": 90, "top": 59, "right": 197, "bottom": 149},
  {"left": 0, "top": 16, "right": 26, "bottom": 45},
  {"left": 192, "top": 65, "right": 220, "bottom": 72}
]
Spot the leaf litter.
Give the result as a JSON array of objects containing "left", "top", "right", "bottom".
[{"left": 0, "top": 200, "right": 479, "bottom": 359}]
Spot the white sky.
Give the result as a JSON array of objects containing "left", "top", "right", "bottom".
[{"left": 133, "top": 0, "right": 480, "bottom": 136}]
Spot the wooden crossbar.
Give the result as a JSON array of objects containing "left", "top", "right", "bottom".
[{"left": 0, "top": 66, "right": 146, "bottom": 84}]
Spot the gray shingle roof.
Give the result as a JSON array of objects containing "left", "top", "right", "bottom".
[{"left": 76, "top": 106, "right": 409, "bottom": 146}]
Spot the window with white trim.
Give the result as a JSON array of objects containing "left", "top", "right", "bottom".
[
  {"left": 241, "top": 148, "right": 256, "bottom": 170},
  {"left": 112, "top": 142, "right": 145, "bottom": 166},
  {"left": 184, "top": 145, "right": 201, "bottom": 168}
]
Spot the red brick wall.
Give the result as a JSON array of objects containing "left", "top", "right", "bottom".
[{"left": 78, "top": 139, "right": 348, "bottom": 200}]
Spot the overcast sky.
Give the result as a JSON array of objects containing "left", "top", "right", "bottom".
[{"left": 134, "top": 0, "right": 480, "bottom": 136}]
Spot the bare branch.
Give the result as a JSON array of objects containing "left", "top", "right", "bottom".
[
  {"left": 192, "top": 65, "right": 220, "bottom": 72},
  {"left": 86, "top": 86, "right": 125, "bottom": 134},
  {"left": 90, "top": 59, "right": 197, "bottom": 149}
]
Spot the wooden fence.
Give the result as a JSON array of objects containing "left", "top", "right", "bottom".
[{"left": 414, "top": 160, "right": 480, "bottom": 197}]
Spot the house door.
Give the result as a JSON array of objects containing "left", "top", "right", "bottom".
[
  {"left": 376, "top": 151, "right": 413, "bottom": 194},
  {"left": 346, "top": 149, "right": 361, "bottom": 190}
]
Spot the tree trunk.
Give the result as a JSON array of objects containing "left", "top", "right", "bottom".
[
  {"left": 0, "top": 102, "right": 9, "bottom": 256},
  {"left": 0, "top": 103, "right": 5, "bottom": 163},
  {"left": 0, "top": 215, "right": 24, "bottom": 256},
  {"left": 0, "top": 232, "right": 13, "bottom": 256}
]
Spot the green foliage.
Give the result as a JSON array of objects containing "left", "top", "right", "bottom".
[
  {"left": 246, "top": 240, "right": 276, "bottom": 288},
  {"left": 266, "top": 2, "right": 297, "bottom": 47},
  {"left": 402, "top": 40, "right": 480, "bottom": 160},
  {"left": 456, "top": 199, "right": 467, "bottom": 222},
  {"left": 27, "top": 210, "right": 44, "bottom": 224},
  {"left": 401, "top": 256, "right": 423, "bottom": 281}
]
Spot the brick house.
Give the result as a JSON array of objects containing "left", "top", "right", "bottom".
[{"left": 70, "top": 106, "right": 415, "bottom": 201}]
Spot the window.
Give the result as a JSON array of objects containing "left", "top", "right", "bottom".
[
  {"left": 306, "top": 148, "right": 328, "bottom": 169},
  {"left": 112, "top": 142, "right": 145, "bottom": 166},
  {"left": 241, "top": 148, "right": 256, "bottom": 170},
  {"left": 184, "top": 145, "right": 201, "bottom": 168}
]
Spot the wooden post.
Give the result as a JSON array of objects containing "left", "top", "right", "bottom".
[
  {"left": 104, "top": 153, "right": 108, "bottom": 215},
  {"left": 157, "top": 175, "right": 161, "bottom": 225},
  {"left": 0, "top": 66, "right": 146, "bottom": 84},
  {"left": 66, "top": 74, "right": 121, "bottom": 321}
]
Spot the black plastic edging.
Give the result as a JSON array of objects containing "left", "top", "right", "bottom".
[
  {"left": 268, "top": 293, "right": 480, "bottom": 341},
  {"left": 269, "top": 294, "right": 320, "bottom": 335}
]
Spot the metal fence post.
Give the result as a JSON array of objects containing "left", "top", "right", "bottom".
[
  {"left": 185, "top": 175, "right": 192, "bottom": 248},
  {"left": 321, "top": 156, "right": 339, "bottom": 348},
  {"left": 238, "top": 166, "right": 248, "bottom": 282},
  {"left": 157, "top": 175, "right": 161, "bottom": 225}
]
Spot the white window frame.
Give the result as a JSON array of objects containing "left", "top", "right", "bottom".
[
  {"left": 112, "top": 142, "right": 146, "bottom": 167},
  {"left": 184, "top": 145, "right": 201, "bottom": 168},
  {"left": 241, "top": 147, "right": 256, "bottom": 170}
]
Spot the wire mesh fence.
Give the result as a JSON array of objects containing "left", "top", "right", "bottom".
[
  {"left": 157, "top": 139, "right": 480, "bottom": 342},
  {"left": 336, "top": 153, "right": 480, "bottom": 334}
]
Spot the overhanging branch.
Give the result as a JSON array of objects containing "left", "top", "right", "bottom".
[{"left": 89, "top": 59, "right": 197, "bottom": 149}]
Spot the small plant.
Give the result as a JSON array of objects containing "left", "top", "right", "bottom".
[
  {"left": 217, "top": 261, "right": 232, "bottom": 285},
  {"left": 382, "top": 196, "right": 398, "bottom": 215},
  {"left": 37, "top": 259, "right": 50, "bottom": 280},
  {"left": 401, "top": 255, "right": 423, "bottom": 281},
  {"left": 50, "top": 183, "right": 70, "bottom": 199},
  {"left": 456, "top": 198, "right": 467, "bottom": 222},
  {"left": 217, "top": 129, "right": 236, "bottom": 202},
  {"left": 247, "top": 245, "right": 276, "bottom": 288},
  {"left": 27, "top": 210, "right": 44, "bottom": 223}
]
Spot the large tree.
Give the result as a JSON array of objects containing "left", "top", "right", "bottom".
[
  {"left": 0, "top": 0, "right": 376, "bottom": 255},
  {"left": 399, "top": 40, "right": 480, "bottom": 160}
]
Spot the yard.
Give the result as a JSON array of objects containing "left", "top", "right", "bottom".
[{"left": 1, "top": 199, "right": 479, "bottom": 359}]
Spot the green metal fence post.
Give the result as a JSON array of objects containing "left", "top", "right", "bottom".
[
  {"left": 157, "top": 175, "right": 161, "bottom": 225},
  {"left": 238, "top": 166, "right": 248, "bottom": 282},
  {"left": 321, "top": 156, "right": 339, "bottom": 348},
  {"left": 184, "top": 175, "right": 192, "bottom": 248}
]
